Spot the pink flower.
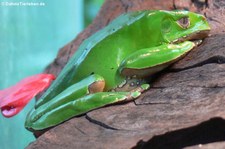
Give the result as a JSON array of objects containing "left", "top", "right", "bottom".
[{"left": 0, "top": 74, "right": 55, "bottom": 117}]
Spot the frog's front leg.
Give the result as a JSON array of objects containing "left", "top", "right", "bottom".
[
  {"left": 25, "top": 74, "right": 143, "bottom": 131},
  {"left": 119, "top": 41, "right": 195, "bottom": 77}
]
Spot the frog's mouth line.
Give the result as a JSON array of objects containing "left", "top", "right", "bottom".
[{"left": 172, "top": 30, "right": 210, "bottom": 46}]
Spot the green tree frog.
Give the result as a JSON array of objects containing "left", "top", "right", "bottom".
[{"left": 25, "top": 10, "right": 210, "bottom": 131}]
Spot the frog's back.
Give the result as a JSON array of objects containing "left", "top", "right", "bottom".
[{"left": 69, "top": 10, "right": 151, "bottom": 66}]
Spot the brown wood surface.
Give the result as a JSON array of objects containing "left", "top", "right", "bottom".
[{"left": 27, "top": 0, "right": 225, "bottom": 148}]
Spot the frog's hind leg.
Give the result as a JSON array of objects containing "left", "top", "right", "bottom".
[
  {"left": 25, "top": 74, "right": 143, "bottom": 131},
  {"left": 25, "top": 74, "right": 105, "bottom": 130},
  {"left": 26, "top": 91, "right": 142, "bottom": 130}
]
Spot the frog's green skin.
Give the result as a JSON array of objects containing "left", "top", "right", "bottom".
[{"left": 25, "top": 10, "right": 210, "bottom": 131}]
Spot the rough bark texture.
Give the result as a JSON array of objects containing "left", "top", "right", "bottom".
[{"left": 27, "top": 0, "right": 225, "bottom": 148}]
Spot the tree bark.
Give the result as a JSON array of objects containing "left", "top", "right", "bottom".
[{"left": 27, "top": 0, "right": 225, "bottom": 148}]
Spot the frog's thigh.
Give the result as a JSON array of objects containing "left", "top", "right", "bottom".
[
  {"left": 40, "top": 74, "right": 106, "bottom": 112},
  {"left": 119, "top": 43, "right": 194, "bottom": 77},
  {"left": 27, "top": 91, "right": 141, "bottom": 130},
  {"left": 25, "top": 74, "right": 105, "bottom": 128}
]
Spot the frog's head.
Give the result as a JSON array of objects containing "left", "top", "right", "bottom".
[{"left": 161, "top": 10, "right": 210, "bottom": 44}]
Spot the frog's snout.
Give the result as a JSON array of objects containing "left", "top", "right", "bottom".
[
  {"left": 172, "top": 29, "right": 210, "bottom": 45},
  {"left": 188, "top": 30, "right": 210, "bottom": 41}
]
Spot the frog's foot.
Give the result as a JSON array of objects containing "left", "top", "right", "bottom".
[
  {"left": 119, "top": 41, "right": 195, "bottom": 78},
  {"left": 133, "top": 83, "right": 150, "bottom": 93},
  {"left": 25, "top": 89, "right": 142, "bottom": 131}
]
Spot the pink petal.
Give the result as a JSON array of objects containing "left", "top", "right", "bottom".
[{"left": 0, "top": 74, "right": 55, "bottom": 117}]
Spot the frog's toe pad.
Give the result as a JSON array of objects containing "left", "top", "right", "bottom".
[
  {"left": 130, "top": 91, "right": 141, "bottom": 98},
  {"left": 141, "top": 84, "right": 150, "bottom": 90}
]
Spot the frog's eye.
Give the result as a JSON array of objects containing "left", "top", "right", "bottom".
[{"left": 177, "top": 17, "right": 190, "bottom": 29}]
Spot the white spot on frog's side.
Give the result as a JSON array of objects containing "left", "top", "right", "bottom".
[
  {"left": 136, "top": 81, "right": 140, "bottom": 85},
  {"left": 111, "top": 77, "right": 145, "bottom": 92},
  {"left": 118, "top": 80, "right": 127, "bottom": 88},
  {"left": 130, "top": 82, "right": 135, "bottom": 87},
  {"left": 127, "top": 76, "right": 131, "bottom": 80},
  {"left": 172, "top": 39, "right": 178, "bottom": 43},
  {"left": 132, "top": 75, "right": 137, "bottom": 78}
]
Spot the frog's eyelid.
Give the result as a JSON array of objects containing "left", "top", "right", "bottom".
[{"left": 176, "top": 17, "right": 190, "bottom": 29}]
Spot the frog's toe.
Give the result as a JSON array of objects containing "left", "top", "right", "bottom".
[{"left": 130, "top": 83, "right": 150, "bottom": 93}]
